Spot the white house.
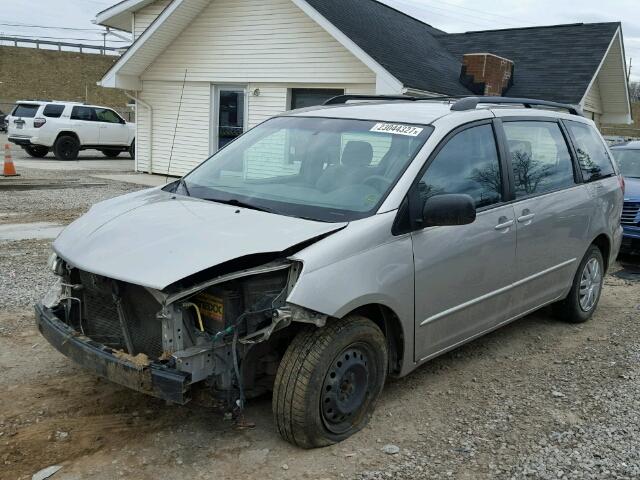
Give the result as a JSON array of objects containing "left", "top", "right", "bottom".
[{"left": 95, "top": 0, "right": 632, "bottom": 176}]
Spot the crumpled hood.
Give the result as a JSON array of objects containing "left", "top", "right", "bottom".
[
  {"left": 624, "top": 176, "right": 640, "bottom": 199},
  {"left": 53, "top": 188, "right": 345, "bottom": 290}
]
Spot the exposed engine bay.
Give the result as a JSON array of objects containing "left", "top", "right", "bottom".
[{"left": 41, "top": 254, "right": 327, "bottom": 411}]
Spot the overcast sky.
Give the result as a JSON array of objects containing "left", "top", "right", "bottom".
[{"left": 0, "top": 0, "right": 638, "bottom": 81}]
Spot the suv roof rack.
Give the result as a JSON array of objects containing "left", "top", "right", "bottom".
[
  {"left": 450, "top": 96, "right": 584, "bottom": 116},
  {"left": 324, "top": 95, "right": 421, "bottom": 105},
  {"left": 323, "top": 94, "right": 583, "bottom": 117}
]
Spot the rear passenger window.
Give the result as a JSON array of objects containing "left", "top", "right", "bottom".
[
  {"left": 70, "top": 106, "right": 95, "bottom": 121},
  {"left": 43, "top": 104, "right": 65, "bottom": 118},
  {"left": 503, "top": 121, "right": 575, "bottom": 198},
  {"left": 566, "top": 121, "right": 616, "bottom": 182},
  {"left": 419, "top": 124, "right": 502, "bottom": 208}
]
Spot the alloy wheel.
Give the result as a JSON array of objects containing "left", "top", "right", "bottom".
[{"left": 579, "top": 257, "right": 602, "bottom": 312}]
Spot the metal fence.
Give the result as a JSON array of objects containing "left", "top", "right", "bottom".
[{"left": 0, "top": 36, "right": 125, "bottom": 56}]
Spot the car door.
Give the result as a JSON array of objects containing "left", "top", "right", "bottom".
[
  {"left": 95, "top": 108, "right": 129, "bottom": 146},
  {"left": 499, "top": 118, "right": 592, "bottom": 313},
  {"left": 70, "top": 106, "right": 100, "bottom": 145},
  {"left": 412, "top": 121, "right": 517, "bottom": 362}
]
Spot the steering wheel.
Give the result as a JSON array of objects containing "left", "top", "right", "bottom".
[{"left": 363, "top": 175, "right": 393, "bottom": 191}]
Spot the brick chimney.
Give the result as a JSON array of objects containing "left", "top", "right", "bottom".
[{"left": 460, "top": 53, "right": 514, "bottom": 96}]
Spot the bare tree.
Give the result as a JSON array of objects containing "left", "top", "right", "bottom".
[{"left": 630, "top": 81, "right": 640, "bottom": 103}]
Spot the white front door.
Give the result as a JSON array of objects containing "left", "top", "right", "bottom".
[{"left": 213, "top": 85, "right": 247, "bottom": 152}]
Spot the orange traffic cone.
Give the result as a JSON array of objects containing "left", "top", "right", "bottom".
[{"left": 2, "top": 144, "right": 19, "bottom": 177}]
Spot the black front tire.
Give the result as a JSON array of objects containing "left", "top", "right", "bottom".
[
  {"left": 100, "top": 149, "right": 121, "bottom": 158},
  {"left": 554, "top": 245, "right": 605, "bottom": 323},
  {"left": 273, "top": 316, "right": 387, "bottom": 448},
  {"left": 53, "top": 135, "right": 80, "bottom": 160},
  {"left": 129, "top": 141, "right": 135, "bottom": 159},
  {"left": 23, "top": 145, "right": 49, "bottom": 158}
]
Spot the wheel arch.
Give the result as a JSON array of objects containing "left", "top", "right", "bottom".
[
  {"left": 591, "top": 233, "right": 611, "bottom": 271},
  {"left": 55, "top": 131, "right": 81, "bottom": 144},
  {"left": 341, "top": 303, "right": 405, "bottom": 376}
]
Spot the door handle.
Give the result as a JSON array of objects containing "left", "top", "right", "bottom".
[
  {"left": 517, "top": 213, "right": 536, "bottom": 223},
  {"left": 494, "top": 217, "right": 514, "bottom": 231}
]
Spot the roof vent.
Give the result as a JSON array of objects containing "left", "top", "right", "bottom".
[{"left": 460, "top": 53, "right": 514, "bottom": 96}]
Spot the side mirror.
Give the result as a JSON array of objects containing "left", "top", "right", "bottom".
[{"left": 422, "top": 194, "right": 476, "bottom": 227}]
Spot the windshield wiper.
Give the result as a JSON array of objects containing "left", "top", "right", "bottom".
[{"left": 205, "top": 197, "right": 278, "bottom": 214}]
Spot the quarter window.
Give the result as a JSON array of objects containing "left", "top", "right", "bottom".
[
  {"left": 43, "top": 104, "right": 65, "bottom": 118},
  {"left": 503, "top": 121, "right": 575, "bottom": 198},
  {"left": 418, "top": 124, "right": 502, "bottom": 208},
  {"left": 566, "top": 121, "right": 616, "bottom": 181}
]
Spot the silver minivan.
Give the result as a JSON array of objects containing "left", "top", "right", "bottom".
[{"left": 37, "top": 96, "right": 623, "bottom": 448}]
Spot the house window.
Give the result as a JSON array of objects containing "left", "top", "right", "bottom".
[{"left": 290, "top": 88, "right": 344, "bottom": 109}]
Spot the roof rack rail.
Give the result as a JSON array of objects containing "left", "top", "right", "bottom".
[
  {"left": 450, "top": 96, "right": 584, "bottom": 116},
  {"left": 324, "top": 94, "right": 418, "bottom": 105}
]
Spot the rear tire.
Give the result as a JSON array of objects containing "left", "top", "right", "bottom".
[
  {"left": 100, "top": 149, "right": 121, "bottom": 158},
  {"left": 554, "top": 245, "right": 604, "bottom": 323},
  {"left": 273, "top": 316, "right": 387, "bottom": 448},
  {"left": 23, "top": 145, "right": 48, "bottom": 158},
  {"left": 129, "top": 141, "right": 135, "bottom": 159},
  {"left": 53, "top": 135, "right": 80, "bottom": 160}
]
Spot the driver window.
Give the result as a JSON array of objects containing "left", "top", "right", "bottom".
[
  {"left": 94, "top": 108, "right": 123, "bottom": 124},
  {"left": 419, "top": 124, "right": 502, "bottom": 208}
]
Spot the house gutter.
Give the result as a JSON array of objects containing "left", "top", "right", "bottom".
[{"left": 125, "top": 91, "right": 153, "bottom": 174}]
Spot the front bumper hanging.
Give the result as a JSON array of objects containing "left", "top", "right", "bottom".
[{"left": 35, "top": 303, "right": 191, "bottom": 404}]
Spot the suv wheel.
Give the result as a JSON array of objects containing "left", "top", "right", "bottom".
[
  {"left": 100, "top": 149, "right": 121, "bottom": 158},
  {"left": 273, "top": 316, "right": 387, "bottom": 448},
  {"left": 24, "top": 145, "right": 49, "bottom": 158},
  {"left": 554, "top": 245, "right": 604, "bottom": 323},
  {"left": 53, "top": 135, "right": 80, "bottom": 160},
  {"left": 129, "top": 141, "right": 135, "bottom": 159}
]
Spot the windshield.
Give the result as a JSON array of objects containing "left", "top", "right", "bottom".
[
  {"left": 612, "top": 149, "right": 640, "bottom": 178},
  {"left": 183, "top": 116, "right": 433, "bottom": 222}
]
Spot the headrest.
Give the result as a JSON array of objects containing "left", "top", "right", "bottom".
[
  {"left": 341, "top": 141, "right": 373, "bottom": 167},
  {"left": 509, "top": 139, "right": 532, "bottom": 157}
]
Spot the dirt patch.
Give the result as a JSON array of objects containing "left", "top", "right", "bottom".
[
  {"left": 112, "top": 350, "right": 151, "bottom": 369},
  {"left": 1, "top": 269, "right": 640, "bottom": 480}
]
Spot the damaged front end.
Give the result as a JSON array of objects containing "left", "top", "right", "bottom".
[{"left": 36, "top": 254, "right": 326, "bottom": 408}]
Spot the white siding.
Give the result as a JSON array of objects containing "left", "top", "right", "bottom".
[
  {"left": 141, "top": 0, "right": 375, "bottom": 85},
  {"left": 137, "top": 80, "right": 210, "bottom": 176},
  {"left": 583, "top": 78, "right": 603, "bottom": 114},
  {"left": 133, "top": 0, "right": 172, "bottom": 40},
  {"left": 133, "top": 0, "right": 377, "bottom": 174}
]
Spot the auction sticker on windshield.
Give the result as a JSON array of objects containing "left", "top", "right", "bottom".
[{"left": 370, "top": 123, "right": 424, "bottom": 136}]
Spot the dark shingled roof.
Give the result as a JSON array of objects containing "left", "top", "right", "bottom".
[
  {"left": 304, "top": 0, "right": 471, "bottom": 95},
  {"left": 437, "top": 23, "right": 620, "bottom": 104},
  {"left": 304, "top": 0, "right": 620, "bottom": 103}
]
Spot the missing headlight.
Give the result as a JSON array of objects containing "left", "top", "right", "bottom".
[
  {"left": 189, "top": 270, "right": 289, "bottom": 337},
  {"left": 47, "top": 252, "right": 66, "bottom": 276}
]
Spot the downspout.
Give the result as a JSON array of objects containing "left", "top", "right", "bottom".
[{"left": 125, "top": 91, "right": 153, "bottom": 174}]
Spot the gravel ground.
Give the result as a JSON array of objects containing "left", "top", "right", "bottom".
[
  {"left": 0, "top": 166, "right": 144, "bottom": 310},
  {"left": 1, "top": 164, "right": 639, "bottom": 480}
]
